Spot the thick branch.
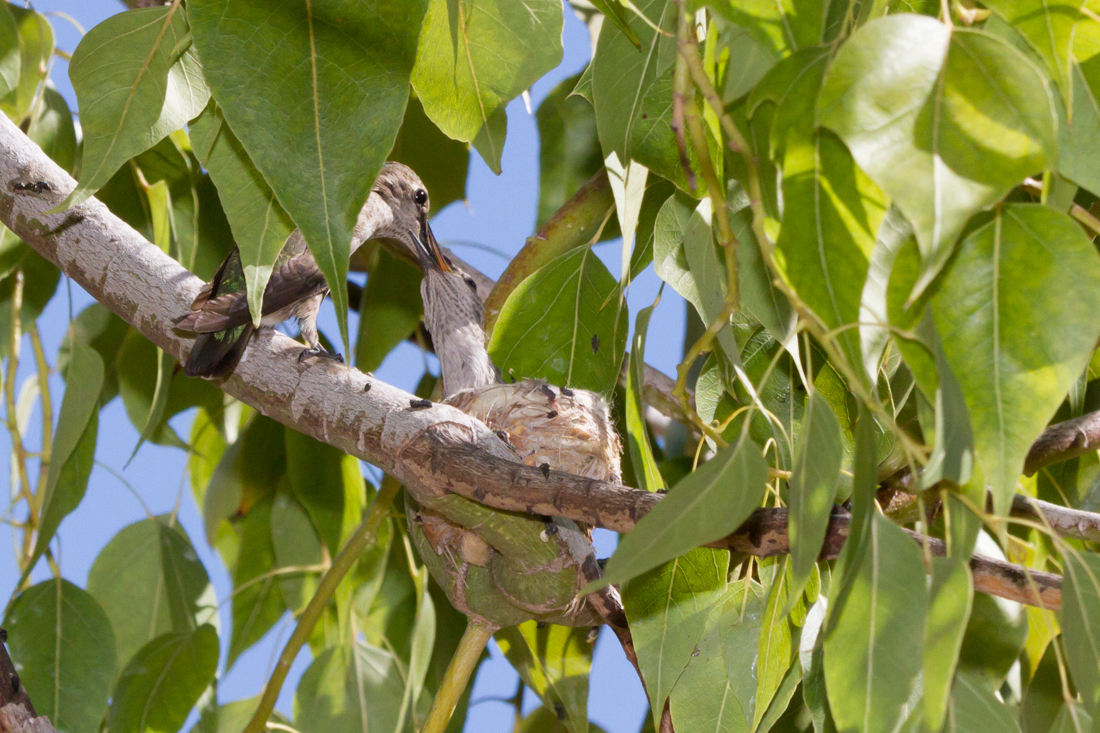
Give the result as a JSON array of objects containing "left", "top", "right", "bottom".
[{"left": 0, "top": 116, "right": 1060, "bottom": 610}]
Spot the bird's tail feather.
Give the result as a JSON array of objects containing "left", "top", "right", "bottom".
[{"left": 183, "top": 324, "right": 254, "bottom": 379}]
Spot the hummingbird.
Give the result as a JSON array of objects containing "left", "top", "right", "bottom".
[{"left": 176, "top": 162, "right": 435, "bottom": 378}]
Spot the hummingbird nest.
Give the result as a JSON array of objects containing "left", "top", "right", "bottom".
[{"left": 444, "top": 379, "right": 622, "bottom": 484}]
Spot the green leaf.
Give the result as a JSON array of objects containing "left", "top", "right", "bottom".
[
  {"left": 823, "top": 514, "right": 926, "bottom": 733},
  {"left": 189, "top": 0, "right": 427, "bottom": 354},
  {"left": 65, "top": 6, "right": 210, "bottom": 208},
  {"left": 88, "top": 517, "right": 214, "bottom": 674},
  {"left": 716, "top": 578, "right": 768, "bottom": 727},
  {"left": 0, "top": 251, "right": 61, "bottom": 361},
  {"left": 667, "top": 586, "right": 749, "bottom": 733},
  {"left": 188, "top": 407, "right": 227, "bottom": 508},
  {"left": 590, "top": 0, "right": 642, "bottom": 48},
  {"left": 58, "top": 303, "right": 129, "bottom": 405},
  {"left": 956, "top": 592, "right": 1028, "bottom": 687},
  {"left": 755, "top": 559, "right": 804, "bottom": 730},
  {"left": 703, "top": 0, "right": 828, "bottom": 55},
  {"left": 203, "top": 414, "right": 285, "bottom": 547},
  {"left": 788, "top": 392, "right": 842, "bottom": 608},
  {"left": 390, "top": 95, "right": 469, "bottom": 212},
  {"left": 730, "top": 181, "right": 795, "bottom": 350},
  {"left": 488, "top": 246, "right": 628, "bottom": 393},
  {"left": 592, "top": 0, "right": 694, "bottom": 190},
  {"left": 770, "top": 46, "right": 887, "bottom": 372},
  {"left": 1058, "top": 18, "right": 1100, "bottom": 197},
  {"left": 597, "top": 434, "right": 765, "bottom": 588},
  {"left": 932, "top": 204, "right": 1100, "bottom": 514},
  {"left": 1, "top": 6, "right": 52, "bottom": 123},
  {"left": 653, "top": 193, "right": 741, "bottom": 378},
  {"left": 536, "top": 73, "right": 606, "bottom": 230},
  {"left": 5, "top": 580, "right": 116, "bottom": 733},
  {"left": 411, "top": 0, "right": 562, "bottom": 173},
  {"left": 189, "top": 102, "right": 295, "bottom": 326},
  {"left": 400, "top": 570, "right": 436, "bottom": 731},
  {"left": 229, "top": 496, "right": 286, "bottom": 667},
  {"left": 117, "top": 330, "right": 222, "bottom": 449},
  {"left": 817, "top": 16, "right": 1057, "bottom": 299},
  {"left": 285, "top": 428, "right": 363, "bottom": 554},
  {"left": 623, "top": 548, "right": 729, "bottom": 722},
  {"left": 983, "top": 0, "right": 1079, "bottom": 102},
  {"left": 923, "top": 557, "right": 973, "bottom": 732},
  {"left": 496, "top": 622, "right": 593, "bottom": 733},
  {"left": 0, "top": 4, "right": 20, "bottom": 101},
  {"left": 295, "top": 642, "right": 407, "bottom": 733},
  {"left": 108, "top": 626, "right": 219, "bottom": 733},
  {"left": 28, "top": 86, "right": 78, "bottom": 174},
  {"left": 355, "top": 249, "right": 424, "bottom": 373},
  {"left": 30, "top": 341, "right": 103, "bottom": 572},
  {"left": 948, "top": 670, "right": 1022, "bottom": 733},
  {"left": 1062, "top": 550, "right": 1100, "bottom": 710},
  {"left": 626, "top": 299, "right": 665, "bottom": 493},
  {"left": 269, "top": 489, "right": 324, "bottom": 614}
]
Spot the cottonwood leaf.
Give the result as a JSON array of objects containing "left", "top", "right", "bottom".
[
  {"left": 496, "top": 622, "right": 593, "bottom": 733},
  {"left": 411, "top": 0, "right": 562, "bottom": 173},
  {"left": 488, "top": 246, "right": 627, "bottom": 393},
  {"left": 623, "top": 548, "right": 729, "bottom": 726},
  {"left": 1062, "top": 550, "right": 1100, "bottom": 710},
  {"left": 88, "top": 517, "right": 214, "bottom": 674},
  {"left": 65, "top": 6, "right": 209, "bottom": 208},
  {"left": 817, "top": 15, "right": 1057, "bottom": 300},
  {"left": 5, "top": 580, "right": 115, "bottom": 733},
  {"left": 189, "top": 102, "right": 294, "bottom": 327},
  {"left": 596, "top": 434, "right": 766, "bottom": 588},
  {"left": 108, "top": 626, "right": 219, "bottom": 733},
  {"left": 823, "top": 513, "right": 926, "bottom": 733},
  {"left": 932, "top": 204, "right": 1100, "bottom": 514},
  {"left": 189, "top": 0, "right": 427, "bottom": 354}
]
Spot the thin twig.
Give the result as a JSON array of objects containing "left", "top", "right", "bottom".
[{"left": 3, "top": 275, "right": 35, "bottom": 568}]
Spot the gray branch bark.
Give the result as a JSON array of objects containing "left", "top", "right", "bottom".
[{"left": 0, "top": 115, "right": 1064, "bottom": 610}]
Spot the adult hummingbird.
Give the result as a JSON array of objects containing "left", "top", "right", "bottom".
[{"left": 176, "top": 162, "right": 434, "bottom": 378}]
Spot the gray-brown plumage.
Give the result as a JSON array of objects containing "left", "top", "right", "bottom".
[
  {"left": 409, "top": 229, "right": 628, "bottom": 631},
  {"left": 176, "top": 162, "right": 435, "bottom": 378}
]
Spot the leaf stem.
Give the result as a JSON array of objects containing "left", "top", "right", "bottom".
[
  {"left": 241, "top": 476, "right": 401, "bottom": 733},
  {"left": 29, "top": 327, "right": 52, "bottom": 499},
  {"left": 3, "top": 275, "right": 35, "bottom": 567},
  {"left": 421, "top": 621, "right": 495, "bottom": 733}
]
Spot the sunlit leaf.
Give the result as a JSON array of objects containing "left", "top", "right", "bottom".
[
  {"left": 488, "top": 246, "right": 628, "bottom": 393},
  {"left": 295, "top": 641, "right": 407, "bottom": 733},
  {"left": 626, "top": 299, "right": 666, "bottom": 493},
  {"left": 984, "top": 0, "right": 1079, "bottom": 101},
  {"left": 922, "top": 557, "right": 973, "bottom": 732},
  {"left": 1062, "top": 549, "right": 1100, "bottom": 710},
  {"left": 788, "top": 392, "right": 842, "bottom": 607},
  {"left": 818, "top": 16, "right": 1057, "bottom": 299},
  {"left": 65, "top": 6, "right": 210, "bottom": 207},
  {"left": 932, "top": 205, "right": 1100, "bottom": 514},
  {"left": 598, "top": 434, "right": 765, "bottom": 588},
  {"left": 189, "top": 102, "right": 295, "bottom": 327},
  {"left": 30, "top": 341, "right": 103, "bottom": 573},
  {"left": 411, "top": 0, "right": 561, "bottom": 173}
]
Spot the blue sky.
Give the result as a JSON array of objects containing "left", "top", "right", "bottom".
[{"left": 0, "top": 2, "right": 688, "bottom": 731}]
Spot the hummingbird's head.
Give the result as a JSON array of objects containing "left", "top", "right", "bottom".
[{"left": 356, "top": 161, "right": 439, "bottom": 263}]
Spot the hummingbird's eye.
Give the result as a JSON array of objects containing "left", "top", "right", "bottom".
[
  {"left": 414, "top": 188, "right": 428, "bottom": 206},
  {"left": 464, "top": 277, "right": 478, "bottom": 292}
]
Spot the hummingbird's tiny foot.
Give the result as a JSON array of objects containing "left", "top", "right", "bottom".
[{"left": 298, "top": 346, "right": 344, "bottom": 364}]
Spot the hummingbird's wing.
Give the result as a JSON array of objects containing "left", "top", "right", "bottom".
[{"left": 176, "top": 252, "right": 328, "bottom": 333}]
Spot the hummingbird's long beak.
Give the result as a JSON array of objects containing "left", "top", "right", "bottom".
[{"left": 412, "top": 214, "right": 452, "bottom": 273}]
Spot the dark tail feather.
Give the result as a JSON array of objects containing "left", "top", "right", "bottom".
[{"left": 183, "top": 324, "right": 254, "bottom": 379}]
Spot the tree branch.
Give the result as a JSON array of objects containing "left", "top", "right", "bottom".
[
  {"left": 1025, "top": 408, "right": 1100, "bottom": 476},
  {"left": 0, "top": 116, "right": 1062, "bottom": 611}
]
